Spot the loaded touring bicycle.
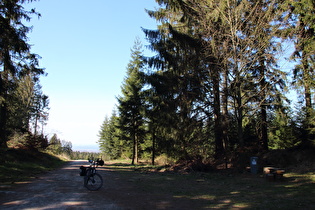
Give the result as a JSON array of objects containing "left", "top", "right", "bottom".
[{"left": 80, "top": 158, "right": 104, "bottom": 191}]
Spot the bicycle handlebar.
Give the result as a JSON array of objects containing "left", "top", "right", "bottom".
[{"left": 87, "top": 158, "right": 104, "bottom": 166}]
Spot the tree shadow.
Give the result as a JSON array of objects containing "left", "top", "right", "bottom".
[
  {"left": 0, "top": 161, "right": 122, "bottom": 209},
  {"left": 103, "top": 164, "right": 315, "bottom": 209}
]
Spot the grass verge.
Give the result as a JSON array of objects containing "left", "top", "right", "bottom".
[{"left": 0, "top": 148, "right": 66, "bottom": 185}]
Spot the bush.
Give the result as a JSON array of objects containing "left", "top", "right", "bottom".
[
  {"left": 7, "top": 131, "right": 49, "bottom": 150},
  {"left": 155, "top": 154, "right": 176, "bottom": 166}
]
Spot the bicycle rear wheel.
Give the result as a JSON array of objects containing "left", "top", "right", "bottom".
[{"left": 84, "top": 173, "right": 103, "bottom": 191}]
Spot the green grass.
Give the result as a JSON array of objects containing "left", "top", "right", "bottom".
[
  {"left": 0, "top": 148, "right": 66, "bottom": 184},
  {"left": 105, "top": 161, "right": 315, "bottom": 209}
]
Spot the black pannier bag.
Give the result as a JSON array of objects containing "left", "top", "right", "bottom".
[
  {"left": 80, "top": 166, "right": 87, "bottom": 176},
  {"left": 97, "top": 159, "right": 104, "bottom": 166}
]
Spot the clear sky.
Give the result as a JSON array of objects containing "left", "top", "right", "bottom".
[{"left": 25, "top": 0, "right": 158, "bottom": 151}]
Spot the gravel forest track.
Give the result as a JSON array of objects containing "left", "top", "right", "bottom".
[
  {"left": 1, "top": 160, "right": 314, "bottom": 209},
  {"left": 0, "top": 160, "right": 122, "bottom": 210}
]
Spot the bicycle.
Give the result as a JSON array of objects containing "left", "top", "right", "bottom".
[{"left": 79, "top": 158, "right": 104, "bottom": 191}]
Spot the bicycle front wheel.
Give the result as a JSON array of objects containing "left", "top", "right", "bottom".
[{"left": 84, "top": 173, "right": 103, "bottom": 191}]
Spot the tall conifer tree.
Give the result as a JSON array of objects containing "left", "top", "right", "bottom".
[
  {"left": 283, "top": 0, "right": 315, "bottom": 146},
  {"left": 0, "top": 0, "right": 43, "bottom": 148},
  {"left": 117, "top": 38, "right": 146, "bottom": 165}
]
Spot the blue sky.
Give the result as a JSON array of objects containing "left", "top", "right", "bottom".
[{"left": 25, "top": 0, "right": 158, "bottom": 151}]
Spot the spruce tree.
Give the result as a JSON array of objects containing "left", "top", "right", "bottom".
[
  {"left": 117, "top": 38, "right": 146, "bottom": 165},
  {"left": 283, "top": 0, "right": 315, "bottom": 146},
  {"left": 0, "top": 0, "right": 43, "bottom": 148},
  {"left": 98, "top": 110, "right": 124, "bottom": 159},
  {"left": 144, "top": 0, "right": 217, "bottom": 160}
]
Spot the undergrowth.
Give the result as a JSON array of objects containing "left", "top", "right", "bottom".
[{"left": 0, "top": 148, "right": 66, "bottom": 184}]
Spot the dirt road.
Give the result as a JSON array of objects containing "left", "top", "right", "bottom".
[{"left": 0, "top": 160, "right": 123, "bottom": 210}]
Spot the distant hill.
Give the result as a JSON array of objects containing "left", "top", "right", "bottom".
[{"left": 72, "top": 144, "right": 99, "bottom": 153}]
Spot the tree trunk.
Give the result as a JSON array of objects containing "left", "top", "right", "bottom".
[
  {"left": 259, "top": 58, "right": 268, "bottom": 151},
  {"left": 222, "top": 68, "right": 229, "bottom": 151},
  {"left": 236, "top": 81, "right": 244, "bottom": 148},
  {"left": 303, "top": 59, "right": 313, "bottom": 146},
  {"left": 131, "top": 133, "right": 136, "bottom": 165},
  {"left": 260, "top": 105, "right": 268, "bottom": 150},
  {"left": 299, "top": 18, "right": 314, "bottom": 147},
  {"left": 132, "top": 134, "right": 139, "bottom": 165},
  {"left": 0, "top": 60, "right": 10, "bottom": 148},
  {"left": 151, "top": 128, "right": 156, "bottom": 165},
  {"left": 213, "top": 66, "right": 224, "bottom": 158}
]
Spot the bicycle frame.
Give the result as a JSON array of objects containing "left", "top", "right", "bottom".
[
  {"left": 80, "top": 158, "right": 104, "bottom": 191},
  {"left": 86, "top": 160, "right": 98, "bottom": 174}
]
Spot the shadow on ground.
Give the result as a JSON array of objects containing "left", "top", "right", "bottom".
[{"left": 103, "top": 162, "right": 315, "bottom": 209}]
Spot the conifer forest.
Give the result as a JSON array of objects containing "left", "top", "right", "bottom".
[
  {"left": 98, "top": 0, "right": 315, "bottom": 165},
  {"left": 0, "top": 1, "right": 314, "bottom": 165}
]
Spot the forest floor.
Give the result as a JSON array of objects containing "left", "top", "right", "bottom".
[{"left": 0, "top": 159, "right": 314, "bottom": 209}]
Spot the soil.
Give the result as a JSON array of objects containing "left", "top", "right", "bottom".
[
  {"left": 0, "top": 160, "right": 198, "bottom": 210},
  {"left": 0, "top": 160, "right": 126, "bottom": 210},
  {"left": 1, "top": 157, "right": 314, "bottom": 209}
]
